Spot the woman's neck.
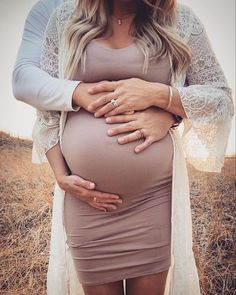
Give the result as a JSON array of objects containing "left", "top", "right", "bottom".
[{"left": 112, "top": 0, "right": 137, "bottom": 17}]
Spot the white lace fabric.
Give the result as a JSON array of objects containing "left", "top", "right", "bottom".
[
  {"left": 174, "top": 6, "right": 234, "bottom": 172},
  {"left": 31, "top": 2, "right": 234, "bottom": 295},
  {"left": 32, "top": 2, "right": 234, "bottom": 171}
]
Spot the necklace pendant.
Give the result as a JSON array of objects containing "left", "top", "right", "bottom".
[{"left": 118, "top": 19, "right": 122, "bottom": 25}]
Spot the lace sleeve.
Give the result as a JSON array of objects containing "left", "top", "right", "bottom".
[
  {"left": 175, "top": 8, "right": 234, "bottom": 172},
  {"left": 32, "top": 11, "right": 61, "bottom": 163}
]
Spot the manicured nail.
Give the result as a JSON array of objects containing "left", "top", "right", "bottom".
[{"left": 89, "top": 183, "right": 95, "bottom": 188}]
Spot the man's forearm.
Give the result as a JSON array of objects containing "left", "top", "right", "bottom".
[
  {"left": 13, "top": 63, "right": 81, "bottom": 111},
  {"left": 12, "top": 0, "right": 81, "bottom": 112}
]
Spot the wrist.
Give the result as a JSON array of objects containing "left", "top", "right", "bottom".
[
  {"left": 150, "top": 82, "right": 169, "bottom": 109},
  {"left": 72, "top": 82, "right": 85, "bottom": 107},
  {"left": 55, "top": 170, "right": 70, "bottom": 183},
  {"left": 56, "top": 173, "right": 70, "bottom": 188}
]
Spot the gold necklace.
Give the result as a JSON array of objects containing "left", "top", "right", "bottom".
[{"left": 111, "top": 13, "right": 135, "bottom": 25}]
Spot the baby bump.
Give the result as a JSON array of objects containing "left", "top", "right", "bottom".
[{"left": 62, "top": 108, "right": 174, "bottom": 198}]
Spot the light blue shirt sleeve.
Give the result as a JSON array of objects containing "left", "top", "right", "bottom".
[{"left": 12, "top": 0, "right": 80, "bottom": 111}]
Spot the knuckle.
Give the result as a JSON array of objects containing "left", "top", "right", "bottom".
[
  {"left": 80, "top": 190, "right": 86, "bottom": 198},
  {"left": 101, "top": 82, "right": 109, "bottom": 89},
  {"left": 109, "top": 110, "right": 116, "bottom": 116},
  {"left": 129, "top": 134, "right": 135, "bottom": 141},
  {"left": 118, "top": 136, "right": 127, "bottom": 143},
  {"left": 73, "top": 178, "right": 80, "bottom": 185},
  {"left": 114, "top": 127, "right": 120, "bottom": 133},
  {"left": 148, "top": 137, "right": 154, "bottom": 143},
  {"left": 126, "top": 102, "right": 132, "bottom": 108},
  {"left": 96, "top": 192, "right": 102, "bottom": 198},
  {"left": 76, "top": 186, "right": 83, "bottom": 193},
  {"left": 102, "top": 97, "right": 107, "bottom": 104},
  {"left": 126, "top": 122, "right": 133, "bottom": 129},
  {"left": 110, "top": 103, "right": 115, "bottom": 110},
  {"left": 126, "top": 135, "right": 133, "bottom": 142},
  {"left": 137, "top": 145, "right": 144, "bottom": 151},
  {"left": 79, "top": 180, "right": 87, "bottom": 187},
  {"left": 110, "top": 116, "right": 117, "bottom": 122}
]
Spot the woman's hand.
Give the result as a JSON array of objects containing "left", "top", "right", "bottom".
[
  {"left": 105, "top": 107, "right": 175, "bottom": 153},
  {"left": 57, "top": 174, "right": 122, "bottom": 212},
  {"left": 87, "top": 78, "right": 167, "bottom": 117}
]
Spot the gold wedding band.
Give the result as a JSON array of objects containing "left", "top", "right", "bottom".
[{"left": 138, "top": 129, "right": 145, "bottom": 138}]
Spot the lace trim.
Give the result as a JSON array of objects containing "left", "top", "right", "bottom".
[{"left": 32, "top": 2, "right": 233, "bottom": 171}]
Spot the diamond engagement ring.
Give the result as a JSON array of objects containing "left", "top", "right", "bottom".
[{"left": 110, "top": 99, "right": 118, "bottom": 108}]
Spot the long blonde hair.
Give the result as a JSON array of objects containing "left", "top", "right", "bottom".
[{"left": 62, "top": 0, "right": 191, "bottom": 80}]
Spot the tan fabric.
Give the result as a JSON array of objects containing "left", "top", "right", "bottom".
[
  {"left": 31, "top": 2, "right": 233, "bottom": 294},
  {"left": 62, "top": 40, "right": 173, "bottom": 286}
]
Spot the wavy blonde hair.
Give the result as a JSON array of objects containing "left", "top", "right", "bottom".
[{"left": 62, "top": 0, "right": 191, "bottom": 80}]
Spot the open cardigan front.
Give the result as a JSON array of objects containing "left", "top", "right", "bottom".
[{"left": 32, "top": 1, "right": 234, "bottom": 294}]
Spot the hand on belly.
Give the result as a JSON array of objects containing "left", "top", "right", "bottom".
[{"left": 62, "top": 109, "right": 173, "bottom": 198}]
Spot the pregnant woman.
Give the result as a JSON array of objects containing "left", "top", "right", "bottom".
[{"left": 32, "top": 0, "right": 233, "bottom": 294}]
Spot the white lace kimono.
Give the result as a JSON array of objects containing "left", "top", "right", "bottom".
[{"left": 32, "top": 2, "right": 234, "bottom": 295}]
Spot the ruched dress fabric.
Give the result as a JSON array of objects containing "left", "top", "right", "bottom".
[
  {"left": 61, "top": 39, "right": 174, "bottom": 286},
  {"left": 31, "top": 2, "right": 234, "bottom": 294}
]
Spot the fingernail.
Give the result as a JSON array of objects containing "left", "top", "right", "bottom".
[
  {"left": 106, "top": 118, "right": 111, "bottom": 123},
  {"left": 135, "top": 148, "right": 140, "bottom": 153},
  {"left": 117, "top": 199, "right": 123, "bottom": 203},
  {"left": 94, "top": 113, "right": 99, "bottom": 117},
  {"left": 89, "top": 183, "right": 95, "bottom": 188},
  {"left": 118, "top": 138, "right": 124, "bottom": 143},
  {"left": 108, "top": 129, "right": 113, "bottom": 135}
]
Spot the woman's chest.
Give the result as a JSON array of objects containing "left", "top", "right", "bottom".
[{"left": 74, "top": 39, "right": 171, "bottom": 84}]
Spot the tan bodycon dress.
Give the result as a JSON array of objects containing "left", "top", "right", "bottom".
[{"left": 61, "top": 39, "right": 173, "bottom": 286}]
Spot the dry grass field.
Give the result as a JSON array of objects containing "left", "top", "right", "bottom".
[{"left": 0, "top": 131, "right": 235, "bottom": 295}]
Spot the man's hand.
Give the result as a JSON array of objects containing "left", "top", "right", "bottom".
[
  {"left": 105, "top": 107, "right": 175, "bottom": 153},
  {"left": 57, "top": 174, "right": 122, "bottom": 212},
  {"left": 72, "top": 81, "right": 112, "bottom": 112}
]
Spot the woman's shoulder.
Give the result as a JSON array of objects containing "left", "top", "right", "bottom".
[
  {"left": 175, "top": 3, "right": 204, "bottom": 41},
  {"left": 52, "top": 0, "right": 75, "bottom": 27}
]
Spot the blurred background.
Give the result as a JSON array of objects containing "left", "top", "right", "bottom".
[
  {"left": 0, "top": 1, "right": 235, "bottom": 294},
  {"left": 0, "top": 0, "right": 235, "bottom": 155}
]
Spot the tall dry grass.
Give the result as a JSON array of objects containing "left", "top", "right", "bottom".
[{"left": 0, "top": 131, "right": 235, "bottom": 295}]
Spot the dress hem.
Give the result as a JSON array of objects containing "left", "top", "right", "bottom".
[{"left": 78, "top": 260, "right": 171, "bottom": 287}]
